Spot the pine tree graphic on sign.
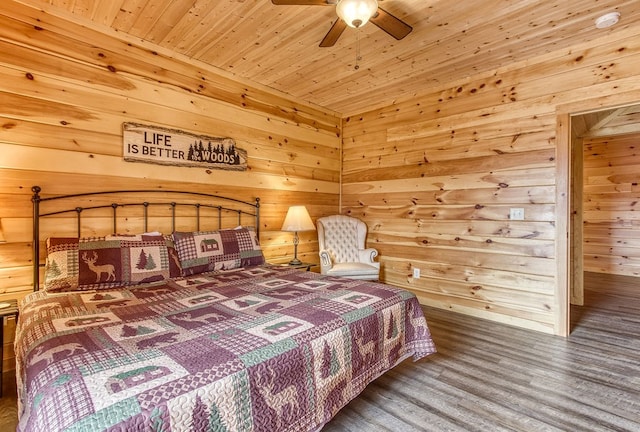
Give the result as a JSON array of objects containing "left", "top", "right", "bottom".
[{"left": 186, "top": 139, "right": 241, "bottom": 165}]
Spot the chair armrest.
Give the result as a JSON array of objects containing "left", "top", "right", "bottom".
[
  {"left": 358, "top": 248, "right": 379, "bottom": 266},
  {"left": 319, "top": 250, "right": 333, "bottom": 274}
]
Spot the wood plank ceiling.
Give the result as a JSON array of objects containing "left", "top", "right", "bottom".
[
  {"left": 574, "top": 105, "right": 640, "bottom": 137},
  {"left": 23, "top": 0, "right": 640, "bottom": 115}
]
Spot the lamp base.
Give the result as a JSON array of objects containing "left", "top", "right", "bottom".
[{"left": 288, "top": 257, "right": 303, "bottom": 266}]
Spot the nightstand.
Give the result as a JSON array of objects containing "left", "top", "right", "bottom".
[
  {"left": 274, "top": 262, "right": 317, "bottom": 271},
  {"left": 0, "top": 299, "right": 18, "bottom": 398}
]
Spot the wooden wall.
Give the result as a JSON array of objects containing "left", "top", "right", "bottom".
[
  {"left": 583, "top": 133, "right": 640, "bottom": 277},
  {"left": 3, "top": 2, "right": 640, "bottom": 350},
  {"left": 342, "top": 24, "right": 640, "bottom": 335},
  {"left": 0, "top": 1, "right": 341, "bottom": 372}
]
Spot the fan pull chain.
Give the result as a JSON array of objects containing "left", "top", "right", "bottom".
[{"left": 355, "top": 28, "right": 361, "bottom": 70}]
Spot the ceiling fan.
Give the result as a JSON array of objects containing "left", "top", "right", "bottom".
[{"left": 271, "top": 0, "right": 412, "bottom": 47}]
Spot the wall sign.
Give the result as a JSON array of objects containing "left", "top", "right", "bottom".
[{"left": 123, "top": 122, "right": 247, "bottom": 171}]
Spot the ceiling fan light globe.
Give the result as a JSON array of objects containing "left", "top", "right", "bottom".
[{"left": 336, "top": 0, "right": 378, "bottom": 28}]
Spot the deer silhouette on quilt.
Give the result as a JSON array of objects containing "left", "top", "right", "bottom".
[
  {"left": 256, "top": 364, "right": 299, "bottom": 429},
  {"left": 355, "top": 334, "right": 376, "bottom": 364},
  {"left": 82, "top": 251, "right": 116, "bottom": 282},
  {"left": 29, "top": 343, "right": 86, "bottom": 366}
]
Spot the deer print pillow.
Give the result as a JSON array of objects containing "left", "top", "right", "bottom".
[{"left": 43, "top": 234, "right": 177, "bottom": 292}]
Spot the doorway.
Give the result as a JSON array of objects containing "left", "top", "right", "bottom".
[{"left": 564, "top": 104, "right": 640, "bottom": 333}]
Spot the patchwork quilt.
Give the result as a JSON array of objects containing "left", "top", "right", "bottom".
[{"left": 16, "top": 266, "right": 436, "bottom": 432}]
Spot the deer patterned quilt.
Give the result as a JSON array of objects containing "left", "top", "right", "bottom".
[{"left": 16, "top": 265, "right": 436, "bottom": 432}]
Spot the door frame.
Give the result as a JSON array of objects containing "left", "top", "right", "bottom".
[{"left": 556, "top": 94, "right": 640, "bottom": 336}]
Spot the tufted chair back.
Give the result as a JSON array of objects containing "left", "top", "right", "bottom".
[
  {"left": 317, "top": 215, "right": 379, "bottom": 280},
  {"left": 318, "top": 215, "right": 363, "bottom": 263}
]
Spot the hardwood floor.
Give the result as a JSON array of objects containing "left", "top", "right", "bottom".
[
  {"left": 0, "top": 368, "right": 17, "bottom": 431},
  {"left": 323, "top": 272, "right": 640, "bottom": 431},
  {"left": 2, "top": 272, "right": 638, "bottom": 431}
]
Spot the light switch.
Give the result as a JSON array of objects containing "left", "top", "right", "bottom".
[{"left": 510, "top": 208, "right": 525, "bottom": 220}]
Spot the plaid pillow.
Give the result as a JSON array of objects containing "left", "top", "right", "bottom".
[
  {"left": 44, "top": 233, "right": 175, "bottom": 292},
  {"left": 172, "top": 227, "right": 264, "bottom": 276},
  {"left": 164, "top": 234, "right": 183, "bottom": 278},
  {"left": 107, "top": 233, "right": 183, "bottom": 278}
]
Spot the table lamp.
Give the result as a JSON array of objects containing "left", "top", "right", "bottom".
[{"left": 281, "top": 206, "right": 315, "bottom": 265}]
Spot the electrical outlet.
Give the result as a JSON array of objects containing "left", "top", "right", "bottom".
[
  {"left": 412, "top": 267, "right": 420, "bottom": 278},
  {"left": 510, "top": 207, "right": 525, "bottom": 220}
]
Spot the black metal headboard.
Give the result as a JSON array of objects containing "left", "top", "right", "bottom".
[{"left": 31, "top": 186, "right": 260, "bottom": 291}]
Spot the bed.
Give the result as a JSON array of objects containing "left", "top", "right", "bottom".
[{"left": 15, "top": 186, "right": 436, "bottom": 432}]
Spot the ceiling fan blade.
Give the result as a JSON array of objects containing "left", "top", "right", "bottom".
[
  {"left": 320, "top": 19, "right": 347, "bottom": 47},
  {"left": 370, "top": 7, "right": 412, "bottom": 40},
  {"left": 271, "top": 0, "right": 332, "bottom": 5}
]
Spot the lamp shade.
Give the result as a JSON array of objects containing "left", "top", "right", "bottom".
[
  {"left": 281, "top": 206, "right": 315, "bottom": 232},
  {"left": 336, "top": 0, "right": 378, "bottom": 28}
]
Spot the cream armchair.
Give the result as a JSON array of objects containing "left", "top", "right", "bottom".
[{"left": 317, "top": 215, "right": 380, "bottom": 280}]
